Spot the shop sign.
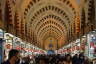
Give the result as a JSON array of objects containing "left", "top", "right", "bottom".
[
  {"left": 5, "top": 33, "right": 14, "bottom": 40},
  {"left": 16, "top": 46, "right": 21, "bottom": 50},
  {"left": 14, "top": 38, "right": 20, "bottom": 42},
  {"left": 21, "top": 47, "right": 24, "bottom": 50}
]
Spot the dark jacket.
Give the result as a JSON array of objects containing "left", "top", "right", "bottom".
[
  {"left": 72, "top": 56, "right": 79, "bottom": 64},
  {"left": 78, "top": 53, "right": 85, "bottom": 64},
  {"left": 1, "top": 60, "right": 10, "bottom": 64}
]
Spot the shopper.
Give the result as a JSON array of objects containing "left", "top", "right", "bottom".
[
  {"left": 72, "top": 54, "right": 79, "bottom": 64},
  {"left": 1, "top": 49, "right": 20, "bottom": 64},
  {"left": 78, "top": 52, "right": 85, "bottom": 64},
  {"left": 84, "top": 56, "right": 90, "bottom": 64},
  {"left": 63, "top": 54, "right": 72, "bottom": 64}
]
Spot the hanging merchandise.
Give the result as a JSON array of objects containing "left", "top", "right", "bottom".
[
  {"left": 80, "top": 36, "right": 87, "bottom": 54},
  {"left": 74, "top": 39, "right": 80, "bottom": 53}
]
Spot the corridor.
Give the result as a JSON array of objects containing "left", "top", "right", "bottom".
[{"left": 0, "top": 0, "right": 96, "bottom": 64}]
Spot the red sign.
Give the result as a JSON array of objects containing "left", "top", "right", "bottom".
[{"left": 16, "top": 46, "right": 21, "bottom": 50}]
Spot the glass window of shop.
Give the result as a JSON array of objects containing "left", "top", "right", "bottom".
[{"left": 87, "top": 30, "right": 96, "bottom": 58}]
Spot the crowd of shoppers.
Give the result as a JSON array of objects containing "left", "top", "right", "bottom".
[
  {"left": 34, "top": 53, "right": 91, "bottom": 64},
  {"left": 1, "top": 49, "right": 96, "bottom": 64}
]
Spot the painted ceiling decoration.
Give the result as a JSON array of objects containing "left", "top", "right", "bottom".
[{"left": 3, "top": 0, "right": 79, "bottom": 50}]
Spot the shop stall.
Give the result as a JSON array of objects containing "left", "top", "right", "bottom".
[
  {"left": 13, "top": 37, "right": 21, "bottom": 50},
  {"left": 20, "top": 41, "right": 26, "bottom": 57},
  {"left": 74, "top": 39, "right": 80, "bottom": 54},
  {"left": 4, "top": 33, "right": 14, "bottom": 60},
  {"left": 87, "top": 30, "right": 96, "bottom": 58}
]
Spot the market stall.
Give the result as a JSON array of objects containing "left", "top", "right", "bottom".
[
  {"left": 87, "top": 30, "right": 96, "bottom": 58},
  {"left": 4, "top": 33, "right": 14, "bottom": 60}
]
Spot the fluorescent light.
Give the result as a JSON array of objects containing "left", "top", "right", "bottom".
[
  {"left": 78, "top": 43, "right": 80, "bottom": 46},
  {"left": 0, "top": 29, "right": 3, "bottom": 32},
  {"left": 92, "top": 31, "right": 96, "bottom": 32},
  {"left": 82, "top": 35, "right": 86, "bottom": 38},
  {"left": 91, "top": 34, "right": 94, "bottom": 37}
]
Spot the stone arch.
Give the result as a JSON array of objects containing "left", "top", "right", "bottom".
[
  {"left": 4, "top": 0, "right": 13, "bottom": 32},
  {"left": 0, "top": 3, "right": 3, "bottom": 28},
  {"left": 88, "top": 0, "right": 95, "bottom": 30}
]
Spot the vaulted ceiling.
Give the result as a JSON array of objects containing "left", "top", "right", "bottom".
[
  {"left": 22, "top": 0, "right": 80, "bottom": 50},
  {"left": 0, "top": 0, "right": 81, "bottom": 50}
]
